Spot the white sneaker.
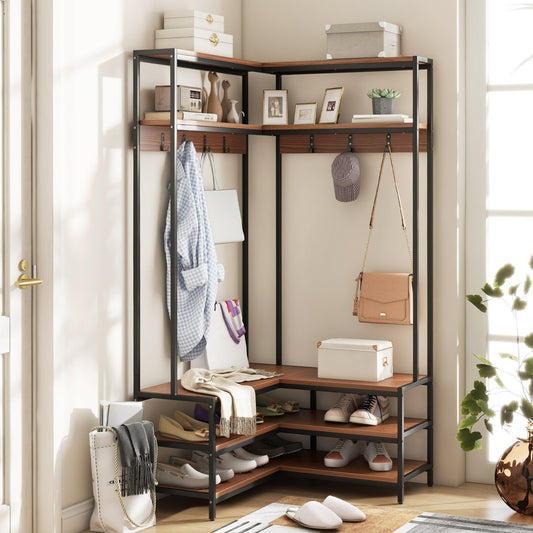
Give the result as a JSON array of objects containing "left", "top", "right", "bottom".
[
  {"left": 364, "top": 441, "right": 393, "bottom": 471},
  {"left": 171, "top": 453, "right": 234, "bottom": 482},
  {"left": 324, "top": 394, "right": 358, "bottom": 423},
  {"left": 156, "top": 462, "right": 220, "bottom": 488},
  {"left": 217, "top": 450, "right": 257, "bottom": 473},
  {"left": 349, "top": 395, "right": 390, "bottom": 426},
  {"left": 232, "top": 446, "right": 269, "bottom": 467},
  {"left": 324, "top": 439, "right": 360, "bottom": 468}
]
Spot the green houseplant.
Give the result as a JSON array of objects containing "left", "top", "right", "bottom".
[
  {"left": 458, "top": 256, "right": 533, "bottom": 514},
  {"left": 367, "top": 88, "right": 401, "bottom": 114}
]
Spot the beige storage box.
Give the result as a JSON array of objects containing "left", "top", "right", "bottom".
[
  {"left": 317, "top": 338, "right": 393, "bottom": 382},
  {"left": 163, "top": 10, "right": 224, "bottom": 33},
  {"left": 155, "top": 28, "right": 233, "bottom": 58},
  {"left": 155, "top": 85, "right": 203, "bottom": 112},
  {"left": 325, "top": 22, "right": 402, "bottom": 59}
]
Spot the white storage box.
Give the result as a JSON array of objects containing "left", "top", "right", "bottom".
[
  {"left": 163, "top": 10, "right": 224, "bottom": 33},
  {"left": 155, "top": 28, "right": 233, "bottom": 58},
  {"left": 317, "top": 338, "right": 393, "bottom": 382},
  {"left": 325, "top": 22, "right": 402, "bottom": 59}
]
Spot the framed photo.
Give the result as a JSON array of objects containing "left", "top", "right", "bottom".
[
  {"left": 293, "top": 102, "right": 317, "bottom": 125},
  {"left": 319, "top": 87, "right": 344, "bottom": 124},
  {"left": 263, "top": 90, "right": 288, "bottom": 125}
]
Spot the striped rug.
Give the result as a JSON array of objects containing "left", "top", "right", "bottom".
[{"left": 394, "top": 512, "right": 533, "bottom": 532}]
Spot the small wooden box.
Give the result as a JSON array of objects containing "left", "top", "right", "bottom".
[
  {"left": 163, "top": 10, "right": 224, "bottom": 33},
  {"left": 317, "top": 338, "right": 393, "bottom": 382},
  {"left": 154, "top": 85, "right": 203, "bottom": 112},
  {"left": 325, "top": 22, "right": 402, "bottom": 59},
  {"left": 154, "top": 28, "right": 233, "bottom": 58}
]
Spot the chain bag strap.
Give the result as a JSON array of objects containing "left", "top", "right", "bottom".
[{"left": 90, "top": 426, "right": 158, "bottom": 533}]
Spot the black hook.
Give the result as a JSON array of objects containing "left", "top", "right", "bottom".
[
  {"left": 346, "top": 134, "right": 353, "bottom": 152},
  {"left": 308, "top": 134, "right": 315, "bottom": 153},
  {"left": 161, "top": 133, "right": 169, "bottom": 152},
  {"left": 181, "top": 133, "right": 187, "bottom": 143},
  {"left": 385, "top": 132, "right": 392, "bottom": 151},
  {"left": 203, "top": 134, "right": 208, "bottom": 153},
  {"left": 223, "top": 136, "right": 230, "bottom": 153}
]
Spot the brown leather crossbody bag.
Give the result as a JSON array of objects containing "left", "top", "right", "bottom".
[{"left": 353, "top": 140, "right": 413, "bottom": 325}]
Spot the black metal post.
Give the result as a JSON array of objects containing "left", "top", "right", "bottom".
[
  {"left": 170, "top": 50, "right": 178, "bottom": 396},
  {"left": 412, "top": 57, "right": 420, "bottom": 382},
  {"left": 208, "top": 399, "right": 217, "bottom": 520},
  {"left": 133, "top": 53, "right": 141, "bottom": 399},
  {"left": 242, "top": 73, "right": 249, "bottom": 333},
  {"left": 275, "top": 73, "right": 283, "bottom": 366},
  {"left": 397, "top": 390, "right": 405, "bottom": 503}
]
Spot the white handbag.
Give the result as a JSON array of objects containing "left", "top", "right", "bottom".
[
  {"left": 201, "top": 150, "right": 245, "bottom": 244},
  {"left": 191, "top": 300, "right": 249, "bottom": 370},
  {"left": 89, "top": 427, "right": 156, "bottom": 533}
]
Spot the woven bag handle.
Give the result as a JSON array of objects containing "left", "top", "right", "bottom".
[{"left": 360, "top": 139, "right": 413, "bottom": 273}]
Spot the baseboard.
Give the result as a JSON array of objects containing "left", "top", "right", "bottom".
[{"left": 62, "top": 498, "right": 93, "bottom": 533}]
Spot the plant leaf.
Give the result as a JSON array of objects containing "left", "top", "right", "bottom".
[
  {"left": 467, "top": 294, "right": 487, "bottom": 312},
  {"left": 530, "top": 255, "right": 533, "bottom": 269},
  {"left": 525, "top": 275, "right": 532, "bottom": 295},
  {"left": 495, "top": 375, "right": 504, "bottom": 388},
  {"left": 474, "top": 353, "right": 492, "bottom": 365},
  {"left": 513, "top": 297, "right": 527, "bottom": 311},
  {"left": 484, "top": 419, "right": 494, "bottom": 434},
  {"left": 494, "top": 264, "right": 515, "bottom": 287},
  {"left": 461, "top": 396, "right": 481, "bottom": 416},
  {"left": 459, "top": 414, "right": 478, "bottom": 430},
  {"left": 501, "top": 401, "right": 518, "bottom": 424},
  {"left": 456, "top": 428, "right": 483, "bottom": 451},
  {"left": 509, "top": 284, "right": 519, "bottom": 296},
  {"left": 518, "top": 370, "right": 533, "bottom": 380},
  {"left": 525, "top": 332, "right": 533, "bottom": 349},
  {"left": 524, "top": 357, "right": 533, "bottom": 373},
  {"left": 522, "top": 398, "right": 533, "bottom": 421},
  {"left": 499, "top": 352, "right": 518, "bottom": 362},
  {"left": 529, "top": 380, "right": 533, "bottom": 397},
  {"left": 477, "top": 363, "right": 497, "bottom": 378},
  {"left": 476, "top": 399, "right": 495, "bottom": 418}
]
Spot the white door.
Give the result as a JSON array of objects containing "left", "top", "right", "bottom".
[
  {"left": 1, "top": 0, "right": 36, "bottom": 531},
  {"left": 466, "top": 0, "right": 533, "bottom": 482}
]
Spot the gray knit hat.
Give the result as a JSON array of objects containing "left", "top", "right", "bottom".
[{"left": 331, "top": 152, "right": 361, "bottom": 202}]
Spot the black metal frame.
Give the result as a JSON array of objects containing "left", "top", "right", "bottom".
[{"left": 132, "top": 50, "right": 433, "bottom": 519}]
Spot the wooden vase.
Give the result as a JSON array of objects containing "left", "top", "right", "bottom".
[
  {"left": 207, "top": 72, "right": 223, "bottom": 121},
  {"left": 221, "top": 79, "right": 231, "bottom": 122}
]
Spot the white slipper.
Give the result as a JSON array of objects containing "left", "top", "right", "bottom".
[
  {"left": 285, "top": 501, "right": 342, "bottom": 530},
  {"left": 323, "top": 495, "right": 366, "bottom": 522}
]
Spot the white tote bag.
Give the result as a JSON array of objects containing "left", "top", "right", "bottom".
[
  {"left": 201, "top": 150, "right": 245, "bottom": 244},
  {"left": 191, "top": 300, "right": 249, "bottom": 370},
  {"left": 89, "top": 427, "right": 156, "bottom": 533}
]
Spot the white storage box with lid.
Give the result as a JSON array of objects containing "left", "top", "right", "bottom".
[
  {"left": 155, "top": 28, "right": 233, "bottom": 58},
  {"left": 163, "top": 10, "right": 224, "bottom": 33},
  {"left": 325, "top": 22, "right": 402, "bottom": 59},
  {"left": 317, "top": 338, "right": 393, "bottom": 382}
]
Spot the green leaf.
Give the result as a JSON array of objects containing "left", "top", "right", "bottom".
[
  {"left": 472, "top": 380, "right": 488, "bottom": 398},
  {"left": 467, "top": 294, "right": 487, "bottom": 312},
  {"left": 513, "top": 297, "right": 527, "bottom": 311},
  {"left": 494, "top": 264, "right": 515, "bottom": 287},
  {"left": 522, "top": 398, "right": 533, "bottom": 421},
  {"left": 499, "top": 352, "right": 518, "bottom": 362},
  {"left": 525, "top": 332, "right": 533, "bottom": 349},
  {"left": 482, "top": 283, "right": 503, "bottom": 297},
  {"left": 524, "top": 357, "right": 533, "bottom": 373},
  {"left": 509, "top": 284, "right": 519, "bottom": 296},
  {"left": 529, "top": 380, "right": 533, "bottom": 396},
  {"left": 530, "top": 255, "right": 533, "bottom": 269},
  {"left": 456, "top": 428, "right": 483, "bottom": 451},
  {"left": 477, "top": 363, "right": 497, "bottom": 378},
  {"left": 474, "top": 353, "right": 492, "bottom": 365},
  {"left": 484, "top": 419, "right": 494, "bottom": 434},
  {"left": 495, "top": 375, "right": 504, "bottom": 388},
  {"left": 501, "top": 401, "right": 518, "bottom": 424},
  {"left": 459, "top": 414, "right": 478, "bottom": 430},
  {"left": 476, "top": 399, "right": 496, "bottom": 418},
  {"left": 525, "top": 275, "right": 532, "bottom": 295},
  {"left": 518, "top": 370, "right": 533, "bottom": 380}
]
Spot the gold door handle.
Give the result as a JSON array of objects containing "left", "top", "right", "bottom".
[{"left": 15, "top": 273, "right": 43, "bottom": 289}]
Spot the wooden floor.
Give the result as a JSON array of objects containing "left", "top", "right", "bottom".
[{"left": 84, "top": 478, "right": 533, "bottom": 532}]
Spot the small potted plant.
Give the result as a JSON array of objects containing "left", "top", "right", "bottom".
[
  {"left": 367, "top": 88, "right": 401, "bottom": 114},
  {"left": 458, "top": 257, "right": 533, "bottom": 514}
]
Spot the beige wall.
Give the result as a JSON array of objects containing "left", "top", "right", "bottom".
[{"left": 35, "top": 0, "right": 465, "bottom": 529}]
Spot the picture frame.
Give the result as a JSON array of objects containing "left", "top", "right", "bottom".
[
  {"left": 293, "top": 102, "right": 318, "bottom": 125},
  {"left": 319, "top": 87, "right": 344, "bottom": 124},
  {"left": 263, "top": 90, "right": 288, "bottom": 125}
]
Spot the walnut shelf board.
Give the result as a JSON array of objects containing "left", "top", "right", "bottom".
[{"left": 140, "top": 364, "right": 426, "bottom": 398}]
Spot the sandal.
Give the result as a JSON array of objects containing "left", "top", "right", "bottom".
[
  {"left": 256, "top": 404, "right": 285, "bottom": 417},
  {"left": 257, "top": 394, "right": 300, "bottom": 413}
]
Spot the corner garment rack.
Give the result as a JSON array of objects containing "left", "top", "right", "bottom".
[{"left": 132, "top": 49, "right": 433, "bottom": 521}]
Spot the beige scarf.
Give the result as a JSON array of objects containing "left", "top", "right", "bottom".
[{"left": 181, "top": 367, "right": 282, "bottom": 437}]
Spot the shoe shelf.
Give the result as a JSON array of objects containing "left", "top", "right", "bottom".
[{"left": 133, "top": 50, "right": 433, "bottom": 520}]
